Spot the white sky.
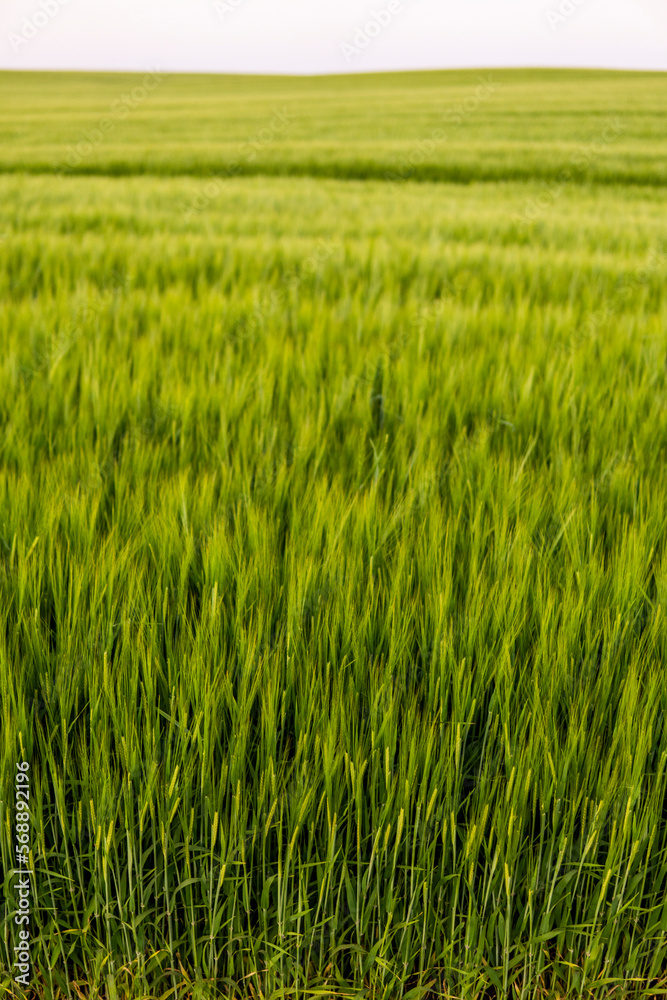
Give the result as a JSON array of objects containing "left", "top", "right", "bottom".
[{"left": 1, "top": 0, "right": 665, "bottom": 74}]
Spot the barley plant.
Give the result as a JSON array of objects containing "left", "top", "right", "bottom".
[{"left": 0, "top": 69, "right": 667, "bottom": 1000}]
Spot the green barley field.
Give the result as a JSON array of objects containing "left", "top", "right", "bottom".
[{"left": 1, "top": 69, "right": 667, "bottom": 1000}]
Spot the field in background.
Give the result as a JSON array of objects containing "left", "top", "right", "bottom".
[
  {"left": 0, "top": 69, "right": 666, "bottom": 184},
  {"left": 1, "top": 70, "right": 667, "bottom": 1000}
]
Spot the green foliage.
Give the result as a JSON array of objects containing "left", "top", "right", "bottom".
[
  {"left": 0, "top": 68, "right": 665, "bottom": 185},
  {"left": 1, "top": 70, "right": 667, "bottom": 1000}
]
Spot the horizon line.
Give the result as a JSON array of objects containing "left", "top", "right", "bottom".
[{"left": 1, "top": 64, "right": 667, "bottom": 78}]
